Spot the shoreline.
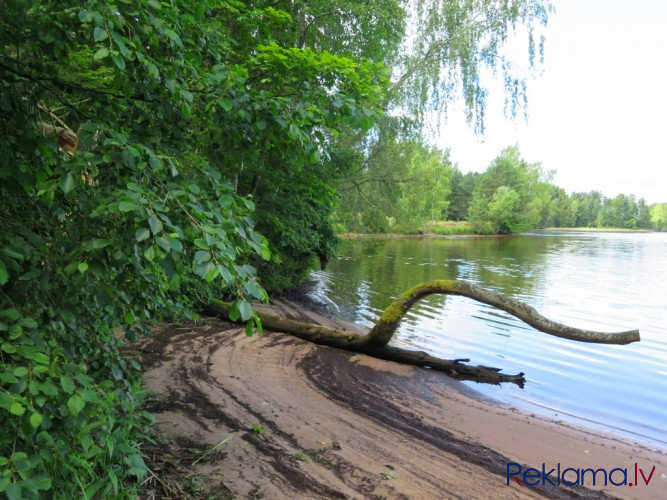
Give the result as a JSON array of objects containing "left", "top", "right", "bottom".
[
  {"left": 282, "top": 281, "right": 666, "bottom": 449},
  {"left": 337, "top": 227, "right": 657, "bottom": 239},
  {"left": 134, "top": 299, "right": 666, "bottom": 499}
]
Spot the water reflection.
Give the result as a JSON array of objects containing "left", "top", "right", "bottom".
[{"left": 310, "top": 232, "right": 667, "bottom": 445}]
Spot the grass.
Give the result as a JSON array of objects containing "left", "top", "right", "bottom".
[{"left": 423, "top": 220, "right": 475, "bottom": 235}]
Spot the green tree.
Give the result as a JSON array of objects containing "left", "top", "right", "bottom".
[
  {"left": 544, "top": 186, "right": 575, "bottom": 228},
  {"left": 447, "top": 168, "right": 477, "bottom": 221},
  {"left": 487, "top": 186, "right": 521, "bottom": 233},
  {"left": 650, "top": 203, "right": 667, "bottom": 231},
  {"left": 598, "top": 194, "right": 639, "bottom": 228},
  {"left": 467, "top": 146, "right": 547, "bottom": 233},
  {"left": 636, "top": 198, "right": 651, "bottom": 229},
  {"left": 571, "top": 191, "right": 603, "bottom": 227},
  {"left": 395, "top": 144, "right": 452, "bottom": 231}
]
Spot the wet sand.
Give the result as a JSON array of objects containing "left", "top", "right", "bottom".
[{"left": 133, "top": 300, "right": 666, "bottom": 499}]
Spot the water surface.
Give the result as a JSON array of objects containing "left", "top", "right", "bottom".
[{"left": 310, "top": 231, "right": 667, "bottom": 445}]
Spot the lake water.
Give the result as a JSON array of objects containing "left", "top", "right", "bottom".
[{"left": 309, "top": 231, "right": 667, "bottom": 446}]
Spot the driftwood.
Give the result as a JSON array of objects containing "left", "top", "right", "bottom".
[{"left": 205, "top": 280, "right": 640, "bottom": 386}]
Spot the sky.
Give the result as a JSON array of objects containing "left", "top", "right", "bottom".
[{"left": 436, "top": 0, "right": 667, "bottom": 204}]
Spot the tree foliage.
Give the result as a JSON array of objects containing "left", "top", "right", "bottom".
[
  {"left": 650, "top": 203, "right": 667, "bottom": 231},
  {"left": 335, "top": 141, "right": 665, "bottom": 235},
  {"left": 0, "top": 0, "right": 386, "bottom": 496},
  {"left": 335, "top": 127, "right": 453, "bottom": 233},
  {"left": 466, "top": 146, "right": 550, "bottom": 233}
]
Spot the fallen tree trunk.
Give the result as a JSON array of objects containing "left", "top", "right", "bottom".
[
  {"left": 205, "top": 280, "right": 640, "bottom": 386},
  {"left": 364, "top": 280, "right": 640, "bottom": 347}
]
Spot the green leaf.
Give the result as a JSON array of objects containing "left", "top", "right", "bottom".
[
  {"left": 127, "top": 182, "right": 144, "bottom": 193},
  {"left": 18, "top": 269, "right": 41, "bottom": 280},
  {"left": 180, "top": 89, "right": 193, "bottom": 102},
  {"left": 119, "top": 201, "right": 138, "bottom": 212},
  {"left": 0, "top": 309, "right": 20, "bottom": 321},
  {"left": 9, "top": 452, "right": 27, "bottom": 463},
  {"left": 1, "top": 343, "right": 17, "bottom": 354},
  {"left": 58, "top": 173, "right": 76, "bottom": 194},
  {"left": 155, "top": 236, "right": 171, "bottom": 252},
  {"left": 34, "top": 475, "right": 51, "bottom": 491},
  {"left": 78, "top": 262, "right": 89, "bottom": 273},
  {"left": 60, "top": 376, "right": 76, "bottom": 394},
  {"left": 143, "top": 245, "right": 156, "bottom": 261},
  {"left": 218, "top": 265, "right": 233, "bottom": 284},
  {"left": 219, "top": 97, "right": 233, "bottom": 111},
  {"left": 237, "top": 300, "right": 253, "bottom": 322},
  {"left": 18, "top": 316, "right": 37, "bottom": 328},
  {"left": 79, "top": 122, "right": 98, "bottom": 133},
  {"left": 5, "top": 483, "right": 21, "bottom": 500},
  {"left": 148, "top": 216, "right": 163, "bottom": 235},
  {"left": 111, "top": 31, "right": 131, "bottom": 57},
  {"left": 194, "top": 250, "right": 210, "bottom": 263},
  {"left": 149, "top": 157, "right": 163, "bottom": 171},
  {"left": 33, "top": 353, "right": 49, "bottom": 365},
  {"left": 204, "top": 266, "right": 219, "bottom": 283},
  {"left": 2, "top": 247, "right": 24, "bottom": 259},
  {"left": 29, "top": 412, "right": 43, "bottom": 428},
  {"left": 0, "top": 372, "right": 18, "bottom": 384},
  {"left": 136, "top": 228, "right": 151, "bottom": 242},
  {"left": 165, "top": 79, "right": 176, "bottom": 94},
  {"left": 93, "top": 26, "right": 108, "bottom": 42},
  {"left": 13, "top": 367, "right": 29, "bottom": 378},
  {"left": 168, "top": 236, "right": 183, "bottom": 253},
  {"left": 93, "top": 47, "right": 109, "bottom": 60},
  {"left": 124, "top": 453, "right": 147, "bottom": 479},
  {"left": 67, "top": 395, "right": 85, "bottom": 416},
  {"left": 245, "top": 322, "right": 254, "bottom": 336},
  {"left": 36, "top": 382, "right": 58, "bottom": 396},
  {"left": 92, "top": 239, "right": 112, "bottom": 249},
  {"left": 195, "top": 261, "right": 215, "bottom": 279},
  {"left": 193, "top": 239, "right": 209, "bottom": 250},
  {"left": 110, "top": 52, "right": 126, "bottom": 70},
  {"left": 9, "top": 401, "right": 25, "bottom": 416},
  {"left": 0, "top": 392, "right": 13, "bottom": 410},
  {"left": 244, "top": 280, "right": 267, "bottom": 301},
  {"left": 0, "top": 260, "right": 8, "bottom": 285},
  {"left": 254, "top": 314, "right": 263, "bottom": 336},
  {"left": 124, "top": 311, "right": 136, "bottom": 324},
  {"left": 8, "top": 325, "right": 23, "bottom": 340}
]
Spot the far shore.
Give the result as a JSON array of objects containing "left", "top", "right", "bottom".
[{"left": 339, "top": 226, "right": 657, "bottom": 239}]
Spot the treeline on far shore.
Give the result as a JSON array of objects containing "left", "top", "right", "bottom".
[{"left": 334, "top": 145, "right": 667, "bottom": 235}]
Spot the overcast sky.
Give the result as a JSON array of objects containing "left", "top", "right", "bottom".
[{"left": 437, "top": 0, "right": 667, "bottom": 204}]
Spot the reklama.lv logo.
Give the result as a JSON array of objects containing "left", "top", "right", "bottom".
[{"left": 507, "top": 462, "right": 656, "bottom": 488}]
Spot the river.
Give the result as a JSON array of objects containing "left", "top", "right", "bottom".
[{"left": 309, "top": 231, "right": 667, "bottom": 446}]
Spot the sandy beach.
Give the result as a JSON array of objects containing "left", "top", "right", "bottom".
[{"left": 133, "top": 299, "right": 666, "bottom": 499}]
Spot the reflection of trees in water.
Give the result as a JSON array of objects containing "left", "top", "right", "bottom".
[{"left": 324, "top": 236, "right": 560, "bottom": 320}]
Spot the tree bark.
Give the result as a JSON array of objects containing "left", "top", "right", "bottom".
[
  {"left": 205, "top": 280, "right": 640, "bottom": 386},
  {"left": 364, "top": 280, "right": 640, "bottom": 347}
]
